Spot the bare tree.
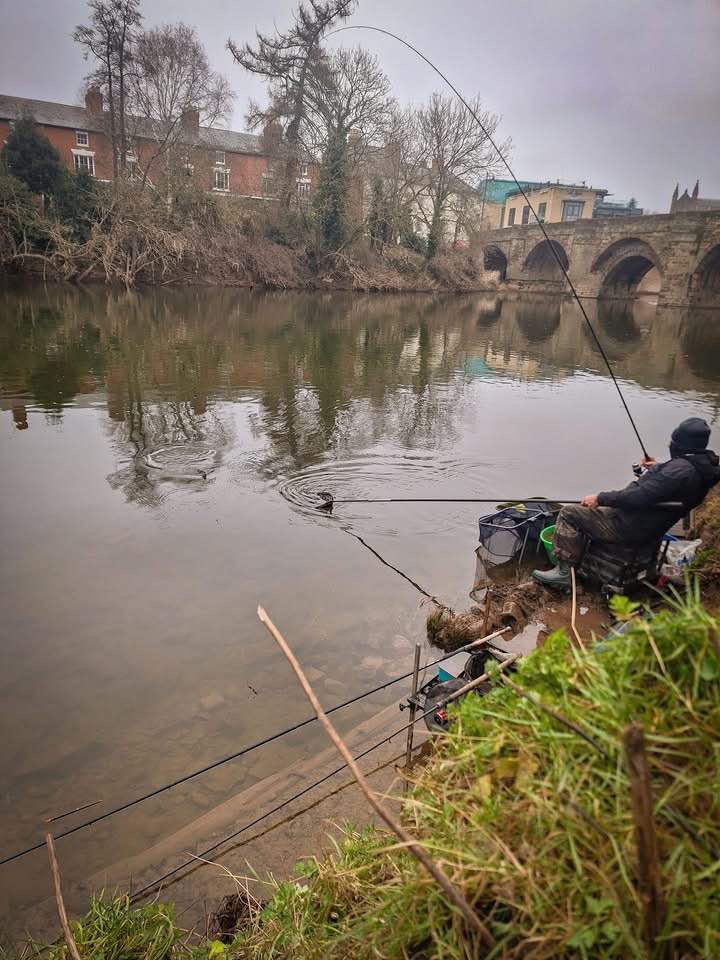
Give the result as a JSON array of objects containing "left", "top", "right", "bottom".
[
  {"left": 364, "top": 105, "right": 423, "bottom": 243},
  {"left": 413, "top": 93, "right": 507, "bottom": 255},
  {"left": 305, "top": 46, "right": 394, "bottom": 159},
  {"left": 305, "top": 46, "right": 395, "bottom": 252},
  {"left": 128, "top": 23, "right": 234, "bottom": 186},
  {"left": 74, "top": 0, "right": 142, "bottom": 176},
  {"left": 228, "top": 0, "right": 356, "bottom": 208}
]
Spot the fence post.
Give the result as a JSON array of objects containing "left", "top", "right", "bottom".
[{"left": 404, "top": 643, "right": 422, "bottom": 770}]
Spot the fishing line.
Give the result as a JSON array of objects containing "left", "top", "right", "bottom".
[
  {"left": 0, "top": 629, "right": 506, "bottom": 867},
  {"left": 328, "top": 24, "right": 650, "bottom": 459},
  {"left": 130, "top": 652, "right": 517, "bottom": 900}
]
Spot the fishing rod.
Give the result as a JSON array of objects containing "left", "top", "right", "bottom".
[
  {"left": 327, "top": 24, "right": 651, "bottom": 461},
  {"left": 317, "top": 493, "right": 578, "bottom": 511},
  {"left": 316, "top": 492, "right": 683, "bottom": 512}
]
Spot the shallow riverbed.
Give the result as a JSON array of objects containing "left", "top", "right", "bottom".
[{"left": 1, "top": 281, "right": 719, "bottom": 929}]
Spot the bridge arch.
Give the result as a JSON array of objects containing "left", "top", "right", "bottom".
[
  {"left": 591, "top": 238, "right": 662, "bottom": 299},
  {"left": 522, "top": 240, "right": 569, "bottom": 281},
  {"left": 689, "top": 244, "right": 720, "bottom": 303},
  {"left": 516, "top": 298, "right": 561, "bottom": 342},
  {"left": 482, "top": 244, "right": 508, "bottom": 281}
]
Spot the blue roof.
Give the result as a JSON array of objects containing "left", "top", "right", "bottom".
[{"left": 479, "top": 178, "right": 543, "bottom": 204}]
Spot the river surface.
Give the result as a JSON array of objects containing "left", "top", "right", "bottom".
[{"left": 1, "top": 281, "right": 719, "bottom": 929}]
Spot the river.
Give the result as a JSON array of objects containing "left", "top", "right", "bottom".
[{"left": 1, "top": 280, "right": 719, "bottom": 929}]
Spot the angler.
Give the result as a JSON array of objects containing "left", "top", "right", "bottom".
[{"left": 534, "top": 418, "right": 720, "bottom": 589}]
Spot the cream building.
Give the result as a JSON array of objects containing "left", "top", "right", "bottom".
[{"left": 502, "top": 182, "right": 608, "bottom": 227}]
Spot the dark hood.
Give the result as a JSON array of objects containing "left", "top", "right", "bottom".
[
  {"left": 682, "top": 449, "right": 720, "bottom": 485},
  {"left": 670, "top": 416, "right": 711, "bottom": 455}
]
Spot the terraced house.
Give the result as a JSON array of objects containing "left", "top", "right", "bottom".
[{"left": 0, "top": 89, "right": 315, "bottom": 201}]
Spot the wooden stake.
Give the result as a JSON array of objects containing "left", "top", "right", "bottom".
[
  {"left": 257, "top": 605, "right": 494, "bottom": 948},
  {"left": 404, "top": 643, "right": 422, "bottom": 770},
  {"left": 569, "top": 567, "right": 586, "bottom": 652},
  {"left": 623, "top": 724, "right": 666, "bottom": 956},
  {"left": 46, "top": 833, "right": 82, "bottom": 960}
]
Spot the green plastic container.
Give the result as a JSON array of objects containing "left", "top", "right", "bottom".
[{"left": 540, "top": 524, "right": 557, "bottom": 564}]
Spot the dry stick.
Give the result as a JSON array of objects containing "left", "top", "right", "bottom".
[
  {"left": 623, "top": 724, "right": 666, "bottom": 957},
  {"left": 709, "top": 623, "right": 720, "bottom": 661},
  {"left": 46, "top": 833, "right": 82, "bottom": 960},
  {"left": 569, "top": 567, "right": 586, "bottom": 652},
  {"left": 257, "top": 605, "right": 495, "bottom": 948}
]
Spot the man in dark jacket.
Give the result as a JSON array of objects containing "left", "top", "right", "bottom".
[{"left": 533, "top": 417, "right": 720, "bottom": 588}]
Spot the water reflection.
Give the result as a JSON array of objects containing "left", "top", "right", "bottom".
[
  {"left": 3, "top": 282, "right": 720, "bottom": 504},
  {"left": 3, "top": 284, "right": 720, "bottom": 446},
  {"left": 1, "top": 280, "right": 720, "bottom": 932}
]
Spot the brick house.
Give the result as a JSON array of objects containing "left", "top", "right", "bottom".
[{"left": 0, "top": 90, "right": 315, "bottom": 201}]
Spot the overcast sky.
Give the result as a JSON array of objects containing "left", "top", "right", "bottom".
[{"left": 1, "top": 0, "right": 718, "bottom": 212}]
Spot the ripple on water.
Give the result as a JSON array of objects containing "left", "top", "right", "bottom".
[
  {"left": 144, "top": 442, "right": 218, "bottom": 481},
  {"left": 277, "top": 451, "right": 497, "bottom": 534}
]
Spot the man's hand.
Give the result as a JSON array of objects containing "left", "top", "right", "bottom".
[
  {"left": 640, "top": 455, "right": 657, "bottom": 467},
  {"left": 581, "top": 494, "right": 599, "bottom": 509}
]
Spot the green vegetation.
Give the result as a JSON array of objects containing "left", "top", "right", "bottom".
[
  {"left": 229, "top": 590, "right": 719, "bottom": 958},
  {"left": 17, "top": 591, "right": 718, "bottom": 959},
  {"left": 1, "top": 115, "right": 63, "bottom": 196},
  {"left": 691, "top": 490, "right": 720, "bottom": 592},
  {"left": 314, "top": 128, "right": 351, "bottom": 254}
]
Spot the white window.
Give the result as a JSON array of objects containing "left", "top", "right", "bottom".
[
  {"left": 127, "top": 157, "right": 138, "bottom": 180},
  {"left": 215, "top": 150, "right": 226, "bottom": 166},
  {"left": 76, "top": 130, "right": 89, "bottom": 146},
  {"left": 213, "top": 168, "right": 230, "bottom": 192},
  {"left": 298, "top": 161, "right": 308, "bottom": 178},
  {"left": 74, "top": 153, "right": 95, "bottom": 176},
  {"left": 297, "top": 180, "right": 310, "bottom": 198},
  {"left": 562, "top": 199, "right": 585, "bottom": 222}
]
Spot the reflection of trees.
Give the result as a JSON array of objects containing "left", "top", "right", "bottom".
[
  {"left": 2, "top": 282, "right": 720, "bottom": 494},
  {"left": 0, "top": 293, "right": 106, "bottom": 421}
]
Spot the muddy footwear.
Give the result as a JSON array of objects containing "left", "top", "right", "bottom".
[{"left": 532, "top": 561, "right": 571, "bottom": 589}]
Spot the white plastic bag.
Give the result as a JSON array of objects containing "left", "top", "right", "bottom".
[{"left": 660, "top": 538, "right": 702, "bottom": 582}]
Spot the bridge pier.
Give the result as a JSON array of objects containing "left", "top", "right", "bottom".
[{"left": 478, "top": 211, "right": 720, "bottom": 307}]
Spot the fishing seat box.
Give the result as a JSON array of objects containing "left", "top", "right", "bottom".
[{"left": 577, "top": 538, "right": 662, "bottom": 596}]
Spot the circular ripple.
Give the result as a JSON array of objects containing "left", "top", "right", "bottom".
[
  {"left": 144, "top": 442, "right": 217, "bottom": 479},
  {"left": 278, "top": 452, "right": 496, "bottom": 532}
]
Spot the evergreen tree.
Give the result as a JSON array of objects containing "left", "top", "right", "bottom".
[
  {"left": 52, "top": 170, "right": 99, "bottom": 243},
  {"left": 1, "top": 115, "right": 63, "bottom": 195},
  {"left": 314, "top": 128, "right": 349, "bottom": 253}
]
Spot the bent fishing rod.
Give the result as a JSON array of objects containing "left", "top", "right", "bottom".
[
  {"left": 316, "top": 492, "right": 683, "bottom": 511},
  {"left": 328, "top": 24, "right": 650, "bottom": 461}
]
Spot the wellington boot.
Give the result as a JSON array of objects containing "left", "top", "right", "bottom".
[{"left": 532, "top": 560, "right": 571, "bottom": 590}]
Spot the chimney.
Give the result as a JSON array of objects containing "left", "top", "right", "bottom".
[
  {"left": 692, "top": 179, "right": 699, "bottom": 200},
  {"left": 85, "top": 87, "right": 103, "bottom": 114},
  {"left": 181, "top": 107, "right": 200, "bottom": 137}
]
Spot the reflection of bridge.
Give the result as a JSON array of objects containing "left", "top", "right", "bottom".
[{"left": 480, "top": 211, "right": 720, "bottom": 306}]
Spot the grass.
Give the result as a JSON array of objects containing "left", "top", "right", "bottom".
[
  {"left": 229, "top": 587, "right": 720, "bottom": 959},
  {"left": 690, "top": 490, "right": 720, "bottom": 597},
  {"left": 4, "top": 896, "right": 182, "bottom": 960},
  {"left": 12, "top": 588, "right": 720, "bottom": 959}
]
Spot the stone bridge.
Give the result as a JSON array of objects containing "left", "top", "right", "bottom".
[{"left": 479, "top": 210, "right": 720, "bottom": 306}]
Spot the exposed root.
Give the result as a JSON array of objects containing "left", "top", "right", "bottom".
[
  {"left": 427, "top": 580, "right": 549, "bottom": 651},
  {"left": 207, "top": 893, "right": 255, "bottom": 943}
]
